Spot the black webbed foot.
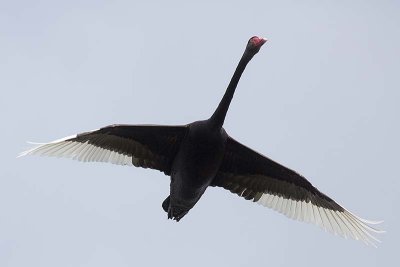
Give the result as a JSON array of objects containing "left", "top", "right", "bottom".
[{"left": 167, "top": 206, "right": 188, "bottom": 222}]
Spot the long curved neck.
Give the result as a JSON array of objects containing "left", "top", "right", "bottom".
[{"left": 209, "top": 50, "right": 254, "bottom": 129}]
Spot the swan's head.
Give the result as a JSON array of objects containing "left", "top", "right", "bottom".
[{"left": 246, "top": 36, "right": 267, "bottom": 55}]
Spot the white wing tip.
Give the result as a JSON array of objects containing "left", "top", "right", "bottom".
[
  {"left": 255, "top": 194, "right": 384, "bottom": 247},
  {"left": 18, "top": 135, "right": 135, "bottom": 167},
  {"left": 17, "top": 142, "right": 38, "bottom": 158},
  {"left": 18, "top": 141, "right": 49, "bottom": 158},
  {"left": 18, "top": 134, "right": 78, "bottom": 158}
]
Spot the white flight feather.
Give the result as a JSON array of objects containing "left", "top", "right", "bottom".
[{"left": 254, "top": 192, "right": 384, "bottom": 246}]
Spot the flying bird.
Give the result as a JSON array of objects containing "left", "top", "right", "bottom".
[{"left": 19, "top": 36, "right": 383, "bottom": 246}]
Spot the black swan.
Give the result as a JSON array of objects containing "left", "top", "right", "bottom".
[{"left": 19, "top": 36, "right": 383, "bottom": 245}]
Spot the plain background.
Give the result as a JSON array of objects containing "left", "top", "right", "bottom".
[{"left": 1, "top": 1, "right": 399, "bottom": 266}]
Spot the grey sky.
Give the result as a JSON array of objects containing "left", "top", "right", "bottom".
[{"left": 1, "top": 1, "right": 399, "bottom": 266}]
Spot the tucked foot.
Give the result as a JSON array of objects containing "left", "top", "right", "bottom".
[{"left": 167, "top": 206, "right": 189, "bottom": 222}]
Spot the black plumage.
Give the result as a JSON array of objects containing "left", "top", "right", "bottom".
[{"left": 20, "top": 36, "right": 383, "bottom": 245}]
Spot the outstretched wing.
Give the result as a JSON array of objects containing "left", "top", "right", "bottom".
[
  {"left": 212, "top": 136, "right": 384, "bottom": 246},
  {"left": 19, "top": 124, "right": 188, "bottom": 175}
]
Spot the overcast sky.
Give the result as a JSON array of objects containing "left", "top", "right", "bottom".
[{"left": 1, "top": 1, "right": 399, "bottom": 266}]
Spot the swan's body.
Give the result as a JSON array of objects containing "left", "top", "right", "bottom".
[
  {"left": 20, "top": 36, "right": 383, "bottom": 245},
  {"left": 165, "top": 120, "right": 228, "bottom": 220}
]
